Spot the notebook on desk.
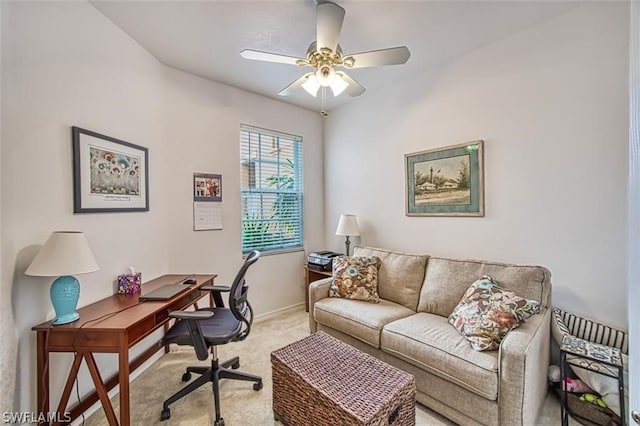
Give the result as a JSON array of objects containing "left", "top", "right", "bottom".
[{"left": 139, "top": 284, "right": 190, "bottom": 301}]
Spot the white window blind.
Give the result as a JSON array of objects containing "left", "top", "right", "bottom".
[{"left": 240, "top": 125, "right": 303, "bottom": 254}]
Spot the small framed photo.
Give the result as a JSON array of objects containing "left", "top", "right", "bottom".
[
  {"left": 405, "top": 140, "right": 484, "bottom": 217},
  {"left": 194, "top": 173, "right": 222, "bottom": 202},
  {"left": 72, "top": 127, "right": 149, "bottom": 213}
]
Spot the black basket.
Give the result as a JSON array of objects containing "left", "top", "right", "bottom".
[{"left": 552, "top": 383, "right": 621, "bottom": 426}]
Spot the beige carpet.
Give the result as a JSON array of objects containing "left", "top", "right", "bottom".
[{"left": 85, "top": 308, "right": 568, "bottom": 426}]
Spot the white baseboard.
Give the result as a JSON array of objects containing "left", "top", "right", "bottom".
[{"left": 254, "top": 302, "right": 305, "bottom": 323}]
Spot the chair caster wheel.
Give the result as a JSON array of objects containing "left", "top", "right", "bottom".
[
  {"left": 214, "top": 418, "right": 225, "bottom": 426},
  {"left": 160, "top": 408, "right": 170, "bottom": 421},
  {"left": 231, "top": 361, "right": 240, "bottom": 369},
  {"left": 253, "top": 380, "right": 263, "bottom": 391},
  {"left": 182, "top": 372, "right": 192, "bottom": 382}
]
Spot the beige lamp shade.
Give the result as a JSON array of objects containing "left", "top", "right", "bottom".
[
  {"left": 25, "top": 231, "right": 99, "bottom": 277},
  {"left": 335, "top": 214, "right": 360, "bottom": 256},
  {"left": 335, "top": 214, "right": 360, "bottom": 236}
]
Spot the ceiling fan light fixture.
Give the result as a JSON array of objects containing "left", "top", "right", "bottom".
[
  {"left": 302, "top": 75, "right": 321, "bottom": 97},
  {"left": 315, "top": 64, "right": 336, "bottom": 86},
  {"left": 330, "top": 74, "right": 348, "bottom": 96}
]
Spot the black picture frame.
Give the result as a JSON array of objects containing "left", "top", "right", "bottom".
[{"left": 72, "top": 126, "right": 149, "bottom": 213}]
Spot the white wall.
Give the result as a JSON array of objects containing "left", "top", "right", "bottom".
[
  {"left": 324, "top": 3, "right": 629, "bottom": 329},
  {"left": 1, "top": 0, "right": 322, "bottom": 415},
  {"left": 0, "top": 0, "right": 16, "bottom": 417},
  {"left": 162, "top": 67, "right": 324, "bottom": 316}
]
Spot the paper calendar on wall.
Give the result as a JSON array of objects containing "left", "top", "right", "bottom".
[
  {"left": 194, "top": 202, "right": 223, "bottom": 231},
  {"left": 193, "top": 173, "right": 223, "bottom": 231}
]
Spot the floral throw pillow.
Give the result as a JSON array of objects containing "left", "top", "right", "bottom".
[
  {"left": 329, "top": 256, "right": 381, "bottom": 303},
  {"left": 448, "top": 276, "right": 540, "bottom": 351}
]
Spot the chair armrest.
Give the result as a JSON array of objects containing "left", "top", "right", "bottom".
[
  {"left": 498, "top": 308, "right": 551, "bottom": 425},
  {"left": 201, "top": 285, "right": 230, "bottom": 292},
  {"left": 308, "top": 277, "right": 333, "bottom": 333},
  {"left": 201, "top": 285, "right": 231, "bottom": 308},
  {"left": 169, "top": 310, "right": 214, "bottom": 320},
  {"left": 167, "top": 310, "right": 214, "bottom": 360}
]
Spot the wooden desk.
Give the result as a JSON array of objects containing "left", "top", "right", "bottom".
[
  {"left": 304, "top": 266, "right": 332, "bottom": 312},
  {"left": 32, "top": 273, "right": 216, "bottom": 426}
]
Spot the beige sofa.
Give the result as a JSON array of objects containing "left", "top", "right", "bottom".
[{"left": 308, "top": 246, "right": 552, "bottom": 426}]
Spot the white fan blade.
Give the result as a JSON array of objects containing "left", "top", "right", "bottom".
[
  {"left": 316, "top": 1, "right": 345, "bottom": 52},
  {"left": 336, "top": 72, "right": 366, "bottom": 97},
  {"left": 278, "top": 73, "right": 315, "bottom": 96},
  {"left": 240, "top": 49, "right": 306, "bottom": 66},
  {"left": 343, "top": 46, "right": 410, "bottom": 69}
]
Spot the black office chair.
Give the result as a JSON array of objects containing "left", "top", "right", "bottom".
[{"left": 160, "top": 250, "right": 262, "bottom": 426}]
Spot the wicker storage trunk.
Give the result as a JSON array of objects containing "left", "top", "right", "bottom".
[{"left": 272, "top": 331, "right": 416, "bottom": 426}]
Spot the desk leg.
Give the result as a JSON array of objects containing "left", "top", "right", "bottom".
[
  {"left": 118, "top": 336, "right": 130, "bottom": 426},
  {"left": 84, "top": 353, "right": 118, "bottom": 425},
  {"left": 163, "top": 322, "right": 170, "bottom": 354},
  {"left": 36, "top": 331, "right": 49, "bottom": 417},
  {"left": 55, "top": 353, "right": 84, "bottom": 423}
]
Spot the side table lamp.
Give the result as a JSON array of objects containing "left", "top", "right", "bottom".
[
  {"left": 335, "top": 214, "right": 360, "bottom": 256},
  {"left": 25, "top": 231, "right": 99, "bottom": 325}
]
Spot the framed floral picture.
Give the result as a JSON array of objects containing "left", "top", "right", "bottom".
[
  {"left": 72, "top": 126, "right": 149, "bottom": 213},
  {"left": 405, "top": 140, "right": 484, "bottom": 216}
]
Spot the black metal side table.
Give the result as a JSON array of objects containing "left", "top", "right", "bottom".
[{"left": 560, "top": 334, "right": 625, "bottom": 426}]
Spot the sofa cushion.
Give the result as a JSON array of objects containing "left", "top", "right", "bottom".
[
  {"left": 314, "top": 297, "right": 415, "bottom": 348},
  {"left": 448, "top": 277, "right": 540, "bottom": 351},
  {"left": 417, "top": 257, "right": 551, "bottom": 317},
  {"left": 353, "top": 246, "right": 428, "bottom": 310},
  {"left": 329, "top": 255, "right": 381, "bottom": 303},
  {"left": 381, "top": 312, "right": 499, "bottom": 400}
]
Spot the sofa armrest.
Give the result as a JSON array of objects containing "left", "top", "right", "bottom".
[
  {"left": 308, "top": 277, "right": 333, "bottom": 333},
  {"left": 498, "top": 308, "right": 551, "bottom": 426}
]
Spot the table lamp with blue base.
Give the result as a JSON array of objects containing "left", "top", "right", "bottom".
[
  {"left": 25, "top": 231, "right": 99, "bottom": 325},
  {"left": 49, "top": 275, "right": 82, "bottom": 325}
]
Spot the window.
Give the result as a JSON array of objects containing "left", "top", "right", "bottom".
[{"left": 240, "top": 125, "right": 303, "bottom": 254}]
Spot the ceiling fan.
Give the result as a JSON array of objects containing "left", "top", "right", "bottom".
[{"left": 240, "top": 1, "right": 410, "bottom": 107}]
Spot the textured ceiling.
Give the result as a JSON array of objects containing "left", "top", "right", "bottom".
[{"left": 91, "top": 0, "right": 578, "bottom": 113}]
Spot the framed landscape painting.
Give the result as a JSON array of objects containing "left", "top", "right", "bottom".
[
  {"left": 405, "top": 140, "right": 484, "bottom": 217},
  {"left": 72, "top": 126, "right": 149, "bottom": 213}
]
